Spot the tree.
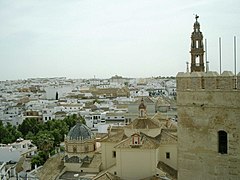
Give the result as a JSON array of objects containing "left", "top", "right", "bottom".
[
  {"left": 18, "top": 118, "right": 40, "bottom": 137},
  {"left": 0, "top": 122, "right": 22, "bottom": 144},
  {"left": 25, "top": 131, "right": 35, "bottom": 141},
  {"left": 42, "top": 119, "right": 68, "bottom": 145},
  {"left": 33, "top": 131, "right": 54, "bottom": 152},
  {"left": 31, "top": 151, "right": 48, "bottom": 169},
  {"left": 0, "top": 121, "right": 7, "bottom": 143},
  {"left": 31, "top": 154, "right": 44, "bottom": 169},
  {"left": 63, "top": 115, "right": 77, "bottom": 130}
]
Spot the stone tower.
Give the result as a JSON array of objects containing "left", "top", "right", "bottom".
[
  {"left": 190, "top": 15, "right": 205, "bottom": 72},
  {"left": 177, "top": 71, "right": 240, "bottom": 179}
]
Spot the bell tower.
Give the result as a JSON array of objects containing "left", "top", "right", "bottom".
[
  {"left": 190, "top": 15, "right": 205, "bottom": 72},
  {"left": 138, "top": 98, "right": 147, "bottom": 118}
]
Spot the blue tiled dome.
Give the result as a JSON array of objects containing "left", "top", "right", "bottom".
[{"left": 67, "top": 122, "right": 94, "bottom": 140}]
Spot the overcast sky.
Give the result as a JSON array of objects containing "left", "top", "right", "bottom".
[{"left": 0, "top": 0, "right": 239, "bottom": 80}]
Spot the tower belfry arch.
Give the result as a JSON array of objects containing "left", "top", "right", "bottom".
[{"left": 190, "top": 15, "right": 205, "bottom": 72}]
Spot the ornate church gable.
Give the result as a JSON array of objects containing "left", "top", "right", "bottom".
[{"left": 114, "top": 132, "right": 159, "bottom": 149}]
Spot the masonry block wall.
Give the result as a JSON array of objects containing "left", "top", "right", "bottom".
[{"left": 177, "top": 71, "right": 240, "bottom": 180}]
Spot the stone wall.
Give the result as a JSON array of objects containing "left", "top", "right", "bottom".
[{"left": 177, "top": 71, "right": 240, "bottom": 180}]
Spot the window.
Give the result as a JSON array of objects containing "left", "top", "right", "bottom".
[
  {"left": 166, "top": 152, "right": 170, "bottom": 159},
  {"left": 195, "top": 55, "right": 200, "bottom": 66},
  {"left": 112, "top": 151, "right": 116, "bottom": 158},
  {"left": 132, "top": 135, "right": 140, "bottom": 145},
  {"left": 218, "top": 131, "right": 228, "bottom": 154},
  {"left": 196, "top": 40, "right": 199, "bottom": 48}
]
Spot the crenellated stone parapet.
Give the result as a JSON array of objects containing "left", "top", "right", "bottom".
[
  {"left": 177, "top": 70, "right": 240, "bottom": 179},
  {"left": 177, "top": 71, "right": 239, "bottom": 91}
]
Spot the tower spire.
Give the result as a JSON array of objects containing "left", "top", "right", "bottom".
[{"left": 190, "top": 15, "right": 205, "bottom": 72}]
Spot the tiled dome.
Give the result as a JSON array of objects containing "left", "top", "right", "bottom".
[{"left": 67, "top": 122, "right": 94, "bottom": 140}]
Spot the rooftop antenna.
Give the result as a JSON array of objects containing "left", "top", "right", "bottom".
[
  {"left": 205, "top": 38, "right": 209, "bottom": 72},
  {"left": 219, "top": 37, "right": 222, "bottom": 74},
  {"left": 206, "top": 61, "right": 209, "bottom": 73},
  {"left": 234, "top": 36, "right": 237, "bottom": 89},
  {"left": 234, "top": 36, "right": 237, "bottom": 76}
]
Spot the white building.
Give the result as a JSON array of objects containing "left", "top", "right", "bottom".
[
  {"left": 0, "top": 161, "right": 17, "bottom": 180},
  {"left": 0, "top": 139, "right": 37, "bottom": 163},
  {"left": 44, "top": 85, "right": 73, "bottom": 100}
]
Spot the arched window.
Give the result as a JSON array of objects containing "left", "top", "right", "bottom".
[{"left": 218, "top": 130, "right": 228, "bottom": 154}]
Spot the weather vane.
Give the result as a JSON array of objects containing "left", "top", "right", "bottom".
[{"left": 194, "top": 14, "right": 199, "bottom": 21}]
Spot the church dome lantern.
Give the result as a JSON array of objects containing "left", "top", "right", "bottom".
[
  {"left": 138, "top": 98, "right": 147, "bottom": 118},
  {"left": 138, "top": 98, "right": 146, "bottom": 110}
]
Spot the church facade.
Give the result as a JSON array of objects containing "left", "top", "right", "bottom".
[{"left": 99, "top": 98, "right": 178, "bottom": 179}]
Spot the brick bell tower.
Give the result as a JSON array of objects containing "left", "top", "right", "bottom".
[{"left": 190, "top": 15, "right": 205, "bottom": 72}]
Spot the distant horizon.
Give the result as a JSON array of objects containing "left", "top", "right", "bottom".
[
  {"left": 1, "top": 0, "right": 239, "bottom": 81},
  {"left": 0, "top": 74, "right": 178, "bottom": 82}
]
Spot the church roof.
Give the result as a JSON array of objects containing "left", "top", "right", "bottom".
[
  {"left": 125, "top": 117, "right": 160, "bottom": 129},
  {"left": 101, "top": 130, "right": 127, "bottom": 143},
  {"left": 151, "top": 112, "right": 168, "bottom": 121},
  {"left": 156, "top": 97, "right": 170, "bottom": 106},
  {"left": 93, "top": 171, "right": 121, "bottom": 180},
  {"left": 155, "top": 129, "right": 177, "bottom": 145},
  {"left": 67, "top": 122, "right": 94, "bottom": 140}
]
